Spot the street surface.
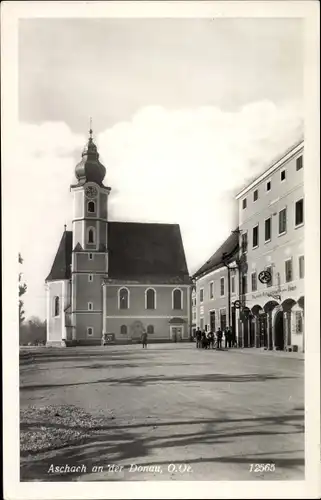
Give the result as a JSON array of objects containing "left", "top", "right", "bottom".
[{"left": 20, "top": 344, "right": 304, "bottom": 481}]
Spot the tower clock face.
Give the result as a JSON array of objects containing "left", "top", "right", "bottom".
[{"left": 85, "top": 186, "right": 98, "bottom": 199}]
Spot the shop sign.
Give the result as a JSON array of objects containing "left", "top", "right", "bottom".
[
  {"left": 258, "top": 270, "right": 272, "bottom": 284},
  {"left": 251, "top": 284, "right": 296, "bottom": 300},
  {"left": 267, "top": 292, "right": 281, "bottom": 301}
]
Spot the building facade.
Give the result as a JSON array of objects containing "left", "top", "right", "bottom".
[
  {"left": 193, "top": 231, "right": 239, "bottom": 337},
  {"left": 46, "top": 129, "right": 191, "bottom": 346},
  {"left": 191, "top": 285, "right": 197, "bottom": 336},
  {"left": 236, "top": 140, "right": 304, "bottom": 352}
]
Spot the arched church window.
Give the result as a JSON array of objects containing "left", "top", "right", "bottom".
[
  {"left": 173, "top": 289, "right": 183, "bottom": 310},
  {"left": 120, "top": 325, "right": 127, "bottom": 335},
  {"left": 147, "top": 325, "right": 154, "bottom": 334},
  {"left": 87, "top": 227, "right": 95, "bottom": 244},
  {"left": 53, "top": 296, "right": 60, "bottom": 317},
  {"left": 88, "top": 201, "right": 96, "bottom": 213},
  {"left": 146, "top": 288, "right": 156, "bottom": 310},
  {"left": 119, "top": 288, "right": 129, "bottom": 310}
]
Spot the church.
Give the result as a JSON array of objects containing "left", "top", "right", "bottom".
[{"left": 45, "top": 128, "right": 192, "bottom": 346}]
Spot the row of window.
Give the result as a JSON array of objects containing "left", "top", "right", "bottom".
[
  {"left": 49, "top": 298, "right": 93, "bottom": 317},
  {"left": 199, "top": 309, "right": 227, "bottom": 332},
  {"left": 241, "top": 199, "right": 304, "bottom": 252},
  {"left": 199, "top": 275, "right": 236, "bottom": 303},
  {"left": 242, "top": 256, "right": 304, "bottom": 294},
  {"left": 86, "top": 324, "right": 155, "bottom": 336},
  {"left": 52, "top": 288, "right": 184, "bottom": 317},
  {"left": 120, "top": 324, "right": 154, "bottom": 335},
  {"left": 197, "top": 255, "right": 304, "bottom": 302},
  {"left": 242, "top": 156, "right": 303, "bottom": 209},
  {"left": 118, "top": 287, "right": 183, "bottom": 310}
]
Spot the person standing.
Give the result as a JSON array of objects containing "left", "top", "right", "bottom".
[
  {"left": 216, "top": 327, "right": 223, "bottom": 349},
  {"left": 224, "top": 327, "right": 229, "bottom": 349},
  {"left": 196, "top": 328, "right": 202, "bottom": 348},
  {"left": 225, "top": 327, "right": 230, "bottom": 348},
  {"left": 227, "top": 328, "right": 232, "bottom": 348},
  {"left": 208, "top": 329, "right": 214, "bottom": 349},
  {"left": 142, "top": 330, "right": 148, "bottom": 349}
]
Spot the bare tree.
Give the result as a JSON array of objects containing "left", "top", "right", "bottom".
[
  {"left": 19, "top": 253, "right": 27, "bottom": 325},
  {"left": 20, "top": 316, "right": 46, "bottom": 345}
]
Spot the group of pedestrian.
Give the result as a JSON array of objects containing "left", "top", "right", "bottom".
[
  {"left": 141, "top": 327, "right": 237, "bottom": 349},
  {"left": 194, "top": 326, "right": 236, "bottom": 350},
  {"left": 195, "top": 329, "right": 214, "bottom": 349}
]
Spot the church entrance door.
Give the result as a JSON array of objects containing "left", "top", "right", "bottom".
[{"left": 170, "top": 326, "right": 182, "bottom": 343}]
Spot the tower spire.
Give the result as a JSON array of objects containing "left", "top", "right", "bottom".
[
  {"left": 73, "top": 122, "right": 106, "bottom": 186},
  {"left": 89, "top": 117, "right": 93, "bottom": 140},
  {"left": 82, "top": 117, "right": 97, "bottom": 157}
]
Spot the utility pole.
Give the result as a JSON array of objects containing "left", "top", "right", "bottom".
[
  {"left": 222, "top": 253, "right": 232, "bottom": 328},
  {"left": 231, "top": 228, "right": 244, "bottom": 347},
  {"left": 222, "top": 246, "right": 240, "bottom": 343}
]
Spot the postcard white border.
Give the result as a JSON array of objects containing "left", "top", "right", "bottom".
[{"left": 1, "top": 1, "right": 320, "bottom": 499}]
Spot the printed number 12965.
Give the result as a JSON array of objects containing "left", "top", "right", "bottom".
[{"left": 250, "top": 463, "right": 275, "bottom": 472}]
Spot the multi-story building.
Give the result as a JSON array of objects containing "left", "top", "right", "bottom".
[
  {"left": 236, "top": 139, "right": 304, "bottom": 352},
  {"left": 45, "top": 128, "right": 191, "bottom": 346},
  {"left": 193, "top": 231, "right": 239, "bottom": 337},
  {"left": 191, "top": 285, "right": 197, "bottom": 336}
]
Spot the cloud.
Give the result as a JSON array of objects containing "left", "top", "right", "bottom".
[
  {"left": 16, "top": 123, "right": 85, "bottom": 319},
  {"left": 17, "top": 101, "right": 303, "bottom": 318},
  {"left": 98, "top": 100, "right": 303, "bottom": 266}
]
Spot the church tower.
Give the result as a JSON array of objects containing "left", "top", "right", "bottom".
[
  {"left": 70, "top": 127, "right": 111, "bottom": 343},
  {"left": 46, "top": 124, "right": 191, "bottom": 347}
]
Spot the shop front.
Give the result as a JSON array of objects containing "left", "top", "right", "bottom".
[{"left": 242, "top": 284, "right": 304, "bottom": 352}]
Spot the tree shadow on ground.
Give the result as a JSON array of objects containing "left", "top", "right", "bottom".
[
  {"left": 20, "top": 372, "right": 298, "bottom": 391},
  {"left": 20, "top": 354, "right": 153, "bottom": 365},
  {"left": 20, "top": 412, "right": 305, "bottom": 434},
  {"left": 26, "top": 361, "right": 219, "bottom": 371},
  {"left": 20, "top": 409, "right": 304, "bottom": 481},
  {"left": 19, "top": 345, "right": 208, "bottom": 366}
]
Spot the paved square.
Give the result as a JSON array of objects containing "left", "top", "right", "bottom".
[{"left": 20, "top": 344, "right": 304, "bottom": 481}]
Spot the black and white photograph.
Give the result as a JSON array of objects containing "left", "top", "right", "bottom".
[{"left": 2, "top": 1, "right": 320, "bottom": 499}]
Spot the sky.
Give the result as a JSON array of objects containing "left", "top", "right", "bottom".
[{"left": 17, "top": 18, "right": 304, "bottom": 320}]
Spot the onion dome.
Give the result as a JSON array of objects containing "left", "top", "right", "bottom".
[{"left": 74, "top": 126, "right": 106, "bottom": 185}]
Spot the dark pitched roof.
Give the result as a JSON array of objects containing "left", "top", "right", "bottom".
[
  {"left": 107, "top": 222, "right": 191, "bottom": 284},
  {"left": 103, "top": 276, "right": 189, "bottom": 285},
  {"left": 46, "top": 223, "right": 191, "bottom": 284},
  {"left": 193, "top": 230, "right": 239, "bottom": 279},
  {"left": 46, "top": 231, "right": 72, "bottom": 281}
]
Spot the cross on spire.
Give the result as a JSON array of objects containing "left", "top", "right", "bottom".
[{"left": 89, "top": 117, "right": 93, "bottom": 139}]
